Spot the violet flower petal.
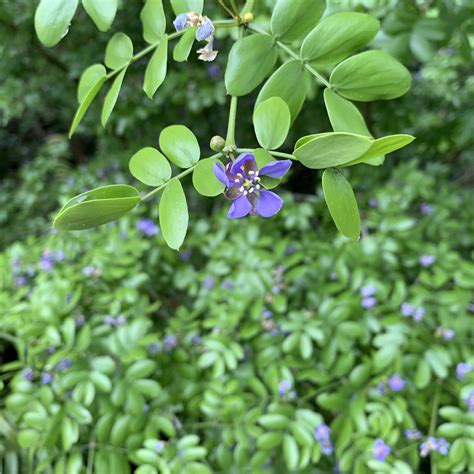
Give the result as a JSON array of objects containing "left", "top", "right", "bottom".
[
  {"left": 256, "top": 190, "right": 283, "bottom": 218},
  {"left": 196, "top": 19, "right": 214, "bottom": 41},
  {"left": 227, "top": 195, "right": 252, "bottom": 219},
  {"left": 230, "top": 153, "right": 256, "bottom": 175},
  {"left": 260, "top": 160, "right": 292, "bottom": 178},
  {"left": 213, "top": 162, "right": 230, "bottom": 187},
  {"left": 173, "top": 13, "right": 188, "bottom": 31}
]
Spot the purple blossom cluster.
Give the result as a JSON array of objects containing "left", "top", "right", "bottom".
[
  {"left": 464, "top": 389, "right": 474, "bottom": 412},
  {"left": 360, "top": 285, "right": 377, "bottom": 309},
  {"left": 82, "top": 265, "right": 102, "bottom": 278},
  {"left": 435, "top": 326, "right": 455, "bottom": 341},
  {"left": 401, "top": 302, "right": 425, "bottom": 321},
  {"left": 420, "top": 437, "right": 449, "bottom": 457},
  {"left": 314, "top": 424, "right": 334, "bottom": 455},
  {"left": 56, "top": 359, "right": 72, "bottom": 371},
  {"left": 104, "top": 314, "right": 127, "bottom": 326},
  {"left": 278, "top": 380, "right": 296, "bottom": 400},
  {"left": 387, "top": 374, "right": 405, "bottom": 391},
  {"left": 420, "top": 203, "right": 434, "bottom": 215},
  {"left": 456, "top": 362, "right": 473, "bottom": 381},
  {"left": 419, "top": 255, "right": 436, "bottom": 268},
  {"left": 372, "top": 438, "right": 391, "bottom": 461},
  {"left": 404, "top": 428, "right": 422, "bottom": 440},
  {"left": 39, "top": 249, "right": 65, "bottom": 272},
  {"left": 136, "top": 219, "right": 158, "bottom": 237}
]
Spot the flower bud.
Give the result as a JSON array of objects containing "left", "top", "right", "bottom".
[
  {"left": 210, "top": 135, "right": 225, "bottom": 152},
  {"left": 242, "top": 12, "right": 254, "bottom": 23}
]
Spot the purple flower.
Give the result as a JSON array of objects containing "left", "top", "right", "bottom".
[
  {"left": 368, "top": 198, "right": 378, "bottom": 208},
  {"left": 413, "top": 306, "right": 425, "bottom": 321},
  {"left": 361, "top": 297, "right": 377, "bottom": 309},
  {"left": 196, "top": 18, "right": 214, "bottom": 41},
  {"left": 155, "top": 440, "right": 165, "bottom": 452},
  {"left": 143, "top": 403, "right": 150, "bottom": 413},
  {"left": 436, "top": 438, "right": 450, "bottom": 455},
  {"left": 56, "top": 359, "right": 72, "bottom": 371},
  {"left": 213, "top": 153, "right": 291, "bottom": 219},
  {"left": 173, "top": 13, "right": 188, "bottom": 31},
  {"left": 404, "top": 429, "right": 422, "bottom": 440},
  {"left": 137, "top": 219, "right": 158, "bottom": 237},
  {"left": 401, "top": 302, "right": 415, "bottom": 317},
  {"left": 116, "top": 315, "right": 126, "bottom": 325},
  {"left": 464, "top": 389, "right": 474, "bottom": 412},
  {"left": 377, "top": 382, "right": 386, "bottom": 396},
  {"left": 420, "top": 203, "right": 434, "bottom": 215},
  {"left": 148, "top": 342, "right": 162, "bottom": 355},
  {"left": 207, "top": 64, "right": 221, "bottom": 80},
  {"left": 361, "top": 285, "right": 376, "bottom": 297},
  {"left": 419, "top": 255, "right": 436, "bottom": 267},
  {"left": 435, "top": 327, "right": 455, "bottom": 340},
  {"left": 104, "top": 315, "right": 116, "bottom": 326},
  {"left": 469, "top": 303, "right": 474, "bottom": 313},
  {"left": 180, "top": 250, "right": 191, "bottom": 261},
  {"left": 372, "top": 438, "right": 390, "bottom": 461},
  {"left": 420, "top": 437, "right": 450, "bottom": 457},
  {"left": 203, "top": 277, "right": 215, "bottom": 289},
  {"left": 75, "top": 314, "right": 86, "bottom": 327},
  {"left": 164, "top": 335, "right": 178, "bottom": 352},
  {"left": 40, "top": 252, "right": 54, "bottom": 272},
  {"left": 23, "top": 368, "right": 34, "bottom": 381},
  {"left": 15, "top": 275, "right": 28, "bottom": 287},
  {"left": 221, "top": 279, "right": 234, "bottom": 290},
  {"left": 40, "top": 372, "right": 53, "bottom": 385},
  {"left": 314, "top": 424, "right": 334, "bottom": 455},
  {"left": 262, "top": 309, "right": 273, "bottom": 319},
  {"left": 191, "top": 335, "right": 202, "bottom": 345},
  {"left": 387, "top": 374, "right": 405, "bottom": 391},
  {"left": 456, "top": 362, "right": 473, "bottom": 380},
  {"left": 278, "top": 380, "right": 292, "bottom": 397}
]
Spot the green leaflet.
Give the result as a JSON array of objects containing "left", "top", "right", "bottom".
[
  {"left": 173, "top": 27, "right": 197, "bottom": 62},
  {"left": 159, "top": 125, "right": 200, "bottom": 169},
  {"left": 101, "top": 67, "right": 127, "bottom": 127},
  {"left": 322, "top": 169, "right": 361, "bottom": 241},
  {"left": 225, "top": 35, "right": 278, "bottom": 97},
  {"left": 143, "top": 36, "right": 168, "bottom": 99},
  {"left": 140, "top": 0, "right": 166, "bottom": 44},
  {"left": 253, "top": 98, "right": 291, "bottom": 150},
  {"left": 192, "top": 158, "right": 225, "bottom": 197},
  {"left": 159, "top": 179, "right": 189, "bottom": 250},
  {"left": 170, "top": 0, "right": 203, "bottom": 15},
  {"left": 82, "top": 0, "right": 118, "bottom": 32},
  {"left": 129, "top": 147, "right": 171, "bottom": 186},
  {"left": 105, "top": 33, "right": 133, "bottom": 70}
]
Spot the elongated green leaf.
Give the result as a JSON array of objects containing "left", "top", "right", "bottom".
[
  {"left": 301, "top": 13, "right": 379, "bottom": 67},
  {"left": 345, "top": 134, "right": 415, "bottom": 166},
  {"left": 271, "top": 0, "right": 326, "bottom": 43},
  {"left": 173, "top": 27, "right": 197, "bottom": 62},
  {"left": 170, "top": 0, "right": 203, "bottom": 14},
  {"left": 53, "top": 185, "right": 140, "bottom": 231},
  {"left": 225, "top": 34, "right": 278, "bottom": 97},
  {"left": 129, "top": 147, "right": 171, "bottom": 186},
  {"left": 70, "top": 65, "right": 107, "bottom": 137},
  {"left": 159, "top": 125, "right": 200, "bottom": 168},
  {"left": 105, "top": 33, "right": 133, "bottom": 70},
  {"left": 283, "top": 434, "right": 299, "bottom": 471},
  {"left": 34, "top": 0, "right": 79, "bottom": 47},
  {"left": 253, "top": 98, "right": 291, "bottom": 150},
  {"left": 101, "top": 67, "right": 127, "bottom": 127},
  {"left": 82, "top": 0, "right": 117, "bottom": 32},
  {"left": 322, "top": 169, "right": 360, "bottom": 240},
  {"left": 323, "top": 89, "right": 370, "bottom": 136},
  {"left": 77, "top": 64, "right": 106, "bottom": 103},
  {"left": 159, "top": 179, "right": 188, "bottom": 250},
  {"left": 330, "top": 51, "right": 412, "bottom": 101},
  {"left": 144, "top": 36, "right": 168, "bottom": 99},
  {"left": 141, "top": 0, "right": 166, "bottom": 44},
  {"left": 256, "top": 60, "right": 309, "bottom": 122},
  {"left": 192, "top": 158, "right": 225, "bottom": 197},
  {"left": 293, "top": 133, "right": 372, "bottom": 169}
]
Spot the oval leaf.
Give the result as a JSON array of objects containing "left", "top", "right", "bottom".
[
  {"left": 82, "top": 0, "right": 118, "bottom": 32},
  {"left": 129, "top": 147, "right": 172, "bottom": 186},
  {"left": 141, "top": 0, "right": 166, "bottom": 44},
  {"left": 101, "top": 67, "right": 127, "bottom": 127},
  {"left": 225, "top": 34, "right": 278, "bottom": 97},
  {"left": 271, "top": 0, "right": 326, "bottom": 43},
  {"left": 105, "top": 33, "right": 133, "bottom": 70},
  {"left": 159, "top": 125, "right": 200, "bottom": 169},
  {"left": 77, "top": 64, "right": 106, "bottom": 104},
  {"left": 53, "top": 185, "right": 140, "bottom": 231},
  {"left": 301, "top": 13, "right": 380, "bottom": 67},
  {"left": 253, "top": 98, "right": 291, "bottom": 150},
  {"left": 170, "top": 0, "right": 203, "bottom": 14},
  {"left": 192, "top": 157, "right": 225, "bottom": 197},
  {"left": 173, "top": 27, "right": 197, "bottom": 62},
  {"left": 322, "top": 169, "right": 360, "bottom": 240},
  {"left": 330, "top": 50, "right": 412, "bottom": 101},
  {"left": 283, "top": 434, "right": 299, "bottom": 471},
  {"left": 293, "top": 133, "right": 372, "bottom": 169},
  {"left": 34, "top": 0, "right": 79, "bottom": 47},
  {"left": 159, "top": 179, "right": 188, "bottom": 250},
  {"left": 144, "top": 36, "right": 168, "bottom": 99}
]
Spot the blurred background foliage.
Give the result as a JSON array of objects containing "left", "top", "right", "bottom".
[{"left": 0, "top": 0, "right": 473, "bottom": 473}]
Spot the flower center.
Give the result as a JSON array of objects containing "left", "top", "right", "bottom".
[{"left": 238, "top": 170, "right": 261, "bottom": 195}]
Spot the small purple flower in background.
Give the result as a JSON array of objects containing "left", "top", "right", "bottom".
[
  {"left": 40, "top": 372, "right": 53, "bottom": 385},
  {"left": 401, "top": 302, "right": 415, "bottom": 317},
  {"left": 372, "top": 438, "right": 391, "bottom": 461},
  {"left": 155, "top": 440, "right": 165, "bottom": 452},
  {"left": 137, "top": 219, "right": 158, "bottom": 237},
  {"left": 361, "top": 297, "right": 377, "bottom": 309},
  {"left": 180, "top": 250, "right": 191, "bottom": 261},
  {"left": 387, "top": 374, "right": 405, "bottom": 391},
  {"left": 456, "top": 362, "right": 473, "bottom": 380},
  {"left": 191, "top": 335, "right": 202, "bottom": 345},
  {"left": 164, "top": 335, "right": 178, "bottom": 352},
  {"left": 47, "top": 346, "right": 57, "bottom": 354},
  {"left": 104, "top": 315, "right": 116, "bottom": 326},
  {"left": 413, "top": 306, "right": 425, "bottom": 321},
  {"left": 213, "top": 153, "right": 291, "bottom": 219},
  {"left": 329, "top": 272, "right": 338, "bottom": 281},
  {"left": 420, "top": 437, "right": 450, "bottom": 457},
  {"left": 262, "top": 309, "right": 273, "bottom": 319},
  {"left": 420, "top": 203, "right": 434, "bottom": 215},
  {"left": 15, "top": 275, "right": 28, "bottom": 287},
  {"left": 221, "top": 279, "right": 234, "bottom": 290},
  {"left": 207, "top": 64, "right": 221, "bottom": 80},
  {"left": 116, "top": 315, "right": 126, "bottom": 326},
  {"left": 314, "top": 424, "right": 334, "bottom": 455},
  {"left": 82, "top": 266, "right": 101, "bottom": 278},
  {"left": 173, "top": 13, "right": 188, "bottom": 31},
  {"left": 361, "top": 285, "right": 376, "bottom": 297},
  {"left": 39, "top": 251, "right": 55, "bottom": 272},
  {"left": 469, "top": 302, "right": 474, "bottom": 313},
  {"left": 435, "top": 327, "right": 455, "bottom": 341},
  {"left": 143, "top": 403, "right": 150, "bottom": 414},
  {"left": 377, "top": 382, "right": 386, "bottom": 396},
  {"left": 148, "top": 342, "right": 162, "bottom": 355},
  {"left": 196, "top": 18, "right": 214, "bottom": 41},
  {"left": 56, "top": 359, "right": 72, "bottom": 371},
  {"left": 23, "top": 368, "right": 34, "bottom": 381},
  {"left": 404, "top": 428, "right": 422, "bottom": 440},
  {"left": 419, "top": 255, "right": 436, "bottom": 267},
  {"left": 278, "top": 380, "right": 292, "bottom": 397},
  {"left": 285, "top": 244, "right": 296, "bottom": 255},
  {"left": 203, "top": 276, "right": 215, "bottom": 289},
  {"left": 54, "top": 251, "right": 65, "bottom": 262},
  {"left": 464, "top": 389, "right": 474, "bottom": 412},
  {"left": 436, "top": 438, "right": 450, "bottom": 455},
  {"left": 75, "top": 314, "right": 86, "bottom": 327},
  {"left": 368, "top": 198, "right": 378, "bottom": 208}
]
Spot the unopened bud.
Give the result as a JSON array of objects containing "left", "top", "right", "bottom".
[
  {"left": 242, "top": 12, "right": 254, "bottom": 23},
  {"left": 210, "top": 135, "right": 225, "bottom": 152}
]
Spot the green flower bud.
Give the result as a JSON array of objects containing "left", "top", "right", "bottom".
[
  {"left": 242, "top": 12, "right": 254, "bottom": 24},
  {"left": 210, "top": 135, "right": 225, "bottom": 152}
]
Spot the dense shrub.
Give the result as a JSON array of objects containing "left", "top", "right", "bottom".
[{"left": 1, "top": 161, "right": 473, "bottom": 473}]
